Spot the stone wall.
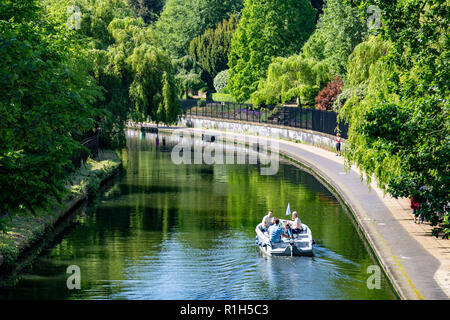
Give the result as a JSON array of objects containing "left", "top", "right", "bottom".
[{"left": 179, "top": 116, "right": 343, "bottom": 152}]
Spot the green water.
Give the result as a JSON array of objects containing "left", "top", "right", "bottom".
[{"left": 0, "top": 130, "right": 397, "bottom": 299}]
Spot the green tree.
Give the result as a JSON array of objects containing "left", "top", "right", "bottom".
[
  {"left": 227, "top": 0, "right": 316, "bottom": 102},
  {"left": 41, "top": 0, "right": 134, "bottom": 49},
  {"left": 0, "top": 0, "right": 102, "bottom": 221},
  {"left": 340, "top": 0, "right": 449, "bottom": 236},
  {"left": 106, "top": 17, "right": 179, "bottom": 125},
  {"left": 251, "top": 0, "right": 366, "bottom": 107},
  {"left": 128, "top": 0, "right": 165, "bottom": 23},
  {"left": 173, "top": 56, "right": 207, "bottom": 99},
  {"left": 154, "top": 0, "right": 243, "bottom": 58},
  {"left": 189, "top": 15, "right": 238, "bottom": 89},
  {"left": 251, "top": 56, "right": 332, "bottom": 106},
  {"left": 309, "top": 0, "right": 366, "bottom": 77}
]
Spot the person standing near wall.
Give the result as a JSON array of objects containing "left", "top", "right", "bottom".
[{"left": 335, "top": 133, "right": 342, "bottom": 156}]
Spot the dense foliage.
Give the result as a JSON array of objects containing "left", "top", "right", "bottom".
[
  {"left": 0, "top": 0, "right": 102, "bottom": 221},
  {"left": 154, "top": 0, "right": 243, "bottom": 59},
  {"left": 213, "top": 70, "right": 229, "bottom": 94},
  {"left": 0, "top": 0, "right": 180, "bottom": 227},
  {"left": 251, "top": 0, "right": 365, "bottom": 107},
  {"left": 189, "top": 15, "right": 238, "bottom": 90},
  {"left": 227, "top": 0, "right": 316, "bottom": 102},
  {"left": 128, "top": 0, "right": 164, "bottom": 23},
  {"left": 315, "top": 76, "right": 343, "bottom": 111},
  {"left": 340, "top": 0, "right": 449, "bottom": 237}
]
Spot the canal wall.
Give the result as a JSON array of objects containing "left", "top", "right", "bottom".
[
  {"left": 151, "top": 122, "right": 449, "bottom": 300},
  {"left": 0, "top": 150, "right": 122, "bottom": 275},
  {"left": 178, "top": 116, "right": 342, "bottom": 153}
]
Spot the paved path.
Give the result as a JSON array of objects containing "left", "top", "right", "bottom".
[{"left": 160, "top": 125, "right": 450, "bottom": 300}]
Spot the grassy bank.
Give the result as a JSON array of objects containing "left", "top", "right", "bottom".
[{"left": 0, "top": 150, "right": 122, "bottom": 271}]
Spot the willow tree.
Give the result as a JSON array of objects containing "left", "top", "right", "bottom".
[
  {"left": 251, "top": 0, "right": 367, "bottom": 107},
  {"left": 340, "top": 0, "right": 449, "bottom": 237},
  {"left": 251, "top": 56, "right": 332, "bottom": 106},
  {"left": 227, "top": 0, "right": 316, "bottom": 102},
  {"left": 104, "top": 18, "right": 179, "bottom": 126}
]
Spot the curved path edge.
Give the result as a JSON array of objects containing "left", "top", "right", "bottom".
[{"left": 153, "top": 124, "right": 449, "bottom": 300}]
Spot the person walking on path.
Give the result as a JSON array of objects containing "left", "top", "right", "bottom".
[
  {"left": 335, "top": 133, "right": 342, "bottom": 156},
  {"left": 410, "top": 197, "right": 423, "bottom": 224}
]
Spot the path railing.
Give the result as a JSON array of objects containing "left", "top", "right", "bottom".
[
  {"left": 181, "top": 99, "right": 348, "bottom": 139},
  {"left": 71, "top": 132, "right": 99, "bottom": 169}
]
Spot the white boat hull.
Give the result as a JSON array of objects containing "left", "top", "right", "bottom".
[{"left": 255, "top": 220, "right": 314, "bottom": 256}]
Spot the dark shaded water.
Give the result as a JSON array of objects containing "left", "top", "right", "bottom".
[{"left": 0, "top": 130, "right": 397, "bottom": 299}]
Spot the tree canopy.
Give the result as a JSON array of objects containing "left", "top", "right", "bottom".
[
  {"left": 154, "top": 0, "right": 243, "bottom": 59},
  {"left": 249, "top": 0, "right": 365, "bottom": 106},
  {"left": 227, "top": 0, "right": 316, "bottom": 102},
  {"left": 189, "top": 15, "right": 238, "bottom": 90},
  {"left": 0, "top": 0, "right": 102, "bottom": 219},
  {"left": 340, "top": 0, "right": 449, "bottom": 237},
  {"left": 0, "top": 0, "right": 181, "bottom": 226}
]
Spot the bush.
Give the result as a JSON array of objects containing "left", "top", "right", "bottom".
[
  {"left": 214, "top": 70, "right": 229, "bottom": 93},
  {"left": 314, "top": 76, "right": 343, "bottom": 111},
  {"left": 332, "top": 88, "right": 350, "bottom": 111}
]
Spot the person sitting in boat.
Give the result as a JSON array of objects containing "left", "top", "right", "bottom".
[
  {"left": 268, "top": 218, "right": 290, "bottom": 243},
  {"left": 291, "top": 211, "right": 304, "bottom": 235},
  {"left": 261, "top": 210, "right": 273, "bottom": 232}
]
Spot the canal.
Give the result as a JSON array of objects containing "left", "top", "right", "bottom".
[{"left": 0, "top": 130, "right": 397, "bottom": 299}]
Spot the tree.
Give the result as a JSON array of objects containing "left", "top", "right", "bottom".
[
  {"left": 41, "top": 0, "right": 134, "bottom": 49},
  {"left": 340, "top": 0, "right": 449, "bottom": 237},
  {"left": 189, "top": 15, "right": 238, "bottom": 89},
  {"left": 214, "top": 70, "right": 229, "bottom": 94},
  {"left": 173, "top": 56, "right": 207, "bottom": 99},
  {"left": 315, "top": 76, "right": 343, "bottom": 110},
  {"left": 128, "top": 0, "right": 164, "bottom": 23},
  {"left": 227, "top": 0, "right": 316, "bottom": 102},
  {"left": 251, "top": 55, "right": 332, "bottom": 106},
  {"left": 0, "top": 0, "right": 102, "bottom": 223},
  {"left": 154, "top": 0, "right": 243, "bottom": 59},
  {"left": 251, "top": 0, "right": 367, "bottom": 107},
  {"left": 106, "top": 17, "right": 180, "bottom": 125},
  {"left": 303, "top": 0, "right": 366, "bottom": 77}
]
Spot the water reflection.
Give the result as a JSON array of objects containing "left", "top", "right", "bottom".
[{"left": 0, "top": 130, "right": 397, "bottom": 300}]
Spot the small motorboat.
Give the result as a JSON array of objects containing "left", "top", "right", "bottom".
[{"left": 255, "top": 219, "right": 314, "bottom": 256}]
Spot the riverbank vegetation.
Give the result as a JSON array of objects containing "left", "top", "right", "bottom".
[
  {"left": 1, "top": 0, "right": 448, "bottom": 238},
  {"left": 0, "top": 150, "right": 121, "bottom": 269}
]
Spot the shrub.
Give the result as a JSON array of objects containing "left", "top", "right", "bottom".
[
  {"left": 314, "top": 76, "right": 343, "bottom": 111},
  {"left": 214, "top": 70, "right": 229, "bottom": 93}
]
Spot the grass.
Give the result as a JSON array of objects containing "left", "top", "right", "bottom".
[{"left": 0, "top": 150, "right": 121, "bottom": 270}]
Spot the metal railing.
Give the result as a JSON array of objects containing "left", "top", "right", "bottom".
[
  {"left": 71, "top": 132, "right": 99, "bottom": 169},
  {"left": 181, "top": 99, "right": 348, "bottom": 139}
]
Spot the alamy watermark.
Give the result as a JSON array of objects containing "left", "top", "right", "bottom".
[
  {"left": 367, "top": 5, "right": 382, "bottom": 30},
  {"left": 367, "top": 265, "right": 381, "bottom": 290},
  {"left": 170, "top": 130, "right": 279, "bottom": 176},
  {"left": 67, "top": 265, "right": 81, "bottom": 290},
  {"left": 67, "top": 6, "right": 82, "bottom": 30}
]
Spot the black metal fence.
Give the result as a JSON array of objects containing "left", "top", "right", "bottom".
[
  {"left": 71, "top": 132, "right": 99, "bottom": 169},
  {"left": 181, "top": 99, "right": 348, "bottom": 139}
]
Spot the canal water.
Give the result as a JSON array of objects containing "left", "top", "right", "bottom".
[{"left": 0, "top": 130, "right": 397, "bottom": 299}]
